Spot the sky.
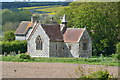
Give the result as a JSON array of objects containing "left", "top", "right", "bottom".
[{"left": 0, "top": 0, "right": 66, "bottom": 2}]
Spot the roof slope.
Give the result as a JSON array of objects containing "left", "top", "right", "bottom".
[
  {"left": 28, "top": 24, "right": 63, "bottom": 42},
  {"left": 14, "top": 21, "right": 33, "bottom": 35},
  {"left": 42, "top": 24, "right": 63, "bottom": 42},
  {"left": 15, "top": 21, "right": 85, "bottom": 42},
  {"left": 63, "top": 28, "right": 85, "bottom": 42}
]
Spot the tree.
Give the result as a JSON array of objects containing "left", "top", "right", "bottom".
[
  {"left": 3, "top": 22, "right": 19, "bottom": 32},
  {"left": 2, "top": 9, "right": 13, "bottom": 25},
  {"left": 116, "top": 42, "right": 120, "bottom": 54},
  {"left": 17, "top": 10, "right": 32, "bottom": 21},
  {"left": 32, "top": 13, "right": 51, "bottom": 24},
  {"left": 56, "top": 2, "right": 119, "bottom": 56},
  {"left": 4, "top": 31, "right": 15, "bottom": 41},
  {"left": 2, "top": 9, "right": 32, "bottom": 25}
]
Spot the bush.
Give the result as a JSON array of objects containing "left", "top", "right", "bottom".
[
  {"left": 19, "top": 53, "right": 31, "bottom": 59},
  {"left": 114, "top": 54, "right": 120, "bottom": 60},
  {"left": 84, "top": 58, "right": 101, "bottom": 63},
  {"left": 79, "top": 70, "right": 110, "bottom": 80},
  {"left": 1, "top": 40, "right": 27, "bottom": 54},
  {"left": 110, "top": 43, "right": 120, "bottom": 60},
  {"left": 76, "top": 64, "right": 110, "bottom": 79},
  {"left": 87, "top": 71, "right": 109, "bottom": 79},
  {"left": 116, "top": 42, "right": 120, "bottom": 54},
  {"left": 115, "top": 42, "right": 120, "bottom": 60}
]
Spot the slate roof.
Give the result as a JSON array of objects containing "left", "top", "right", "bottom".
[
  {"left": 42, "top": 24, "right": 63, "bottom": 42},
  {"left": 15, "top": 21, "right": 85, "bottom": 42},
  {"left": 14, "top": 21, "right": 34, "bottom": 35},
  {"left": 63, "top": 28, "right": 85, "bottom": 42},
  {"left": 28, "top": 24, "right": 63, "bottom": 42}
]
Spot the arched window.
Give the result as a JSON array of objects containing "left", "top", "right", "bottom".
[
  {"left": 56, "top": 44, "right": 58, "bottom": 50},
  {"left": 35, "top": 36, "right": 42, "bottom": 50},
  {"left": 83, "top": 39, "right": 88, "bottom": 50},
  {"left": 83, "top": 43, "right": 87, "bottom": 50}
]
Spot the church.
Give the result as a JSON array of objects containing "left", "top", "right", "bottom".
[{"left": 14, "top": 15, "right": 92, "bottom": 58}]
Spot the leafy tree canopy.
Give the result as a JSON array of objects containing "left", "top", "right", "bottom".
[
  {"left": 116, "top": 42, "right": 120, "bottom": 54},
  {"left": 56, "top": 2, "right": 119, "bottom": 56},
  {"left": 3, "top": 22, "right": 19, "bottom": 32},
  {"left": 2, "top": 9, "right": 32, "bottom": 25},
  {"left": 4, "top": 31, "right": 15, "bottom": 41}
]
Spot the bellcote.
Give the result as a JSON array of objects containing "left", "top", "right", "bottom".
[
  {"left": 61, "top": 14, "right": 67, "bottom": 25},
  {"left": 61, "top": 14, "right": 68, "bottom": 34}
]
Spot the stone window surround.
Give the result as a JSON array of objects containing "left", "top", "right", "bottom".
[
  {"left": 83, "top": 43, "right": 87, "bottom": 50},
  {"left": 35, "top": 35, "right": 43, "bottom": 50}
]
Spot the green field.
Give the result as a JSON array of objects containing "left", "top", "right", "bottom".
[
  {"left": 1, "top": 55, "right": 119, "bottom": 67},
  {"left": 18, "top": 6, "right": 69, "bottom": 15},
  {"left": 37, "top": 6, "right": 69, "bottom": 14},
  {"left": 18, "top": 6, "right": 50, "bottom": 9}
]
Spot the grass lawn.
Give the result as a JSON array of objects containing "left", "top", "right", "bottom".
[{"left": 0, "top": 55, "right": 119, "bottom": 67}]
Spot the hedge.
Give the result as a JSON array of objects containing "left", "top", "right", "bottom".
[{"left": 0, "top": 40, "right": 27, "bottom": 54}]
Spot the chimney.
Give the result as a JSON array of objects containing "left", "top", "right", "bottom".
[
  {"left": 50, "top": 17, "right": 54, "bottom": 21},
  {"left": 31, "top": 16, "right": 40, "bottom": 23}
]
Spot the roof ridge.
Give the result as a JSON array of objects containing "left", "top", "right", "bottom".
[
  {"left": 22, "top": 21, "right": 31, "bottom": 22},
  {"left": 67, "top": 28, "right": 85, "bottom": 29},
  {"left": 27, "top": 23, "right": 40, "bottom": 40}
]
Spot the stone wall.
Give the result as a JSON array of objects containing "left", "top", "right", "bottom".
[
  {"left": 28, "top": 24, "right": 50, "bottom": 57},
  {"left": 49, "top": 42, "right": 73, "bottom": 57},
  {"left": 28, "top": 26, "right": 92, "bottom": 58},
  {"left": 64, "top": 43, "right": 80, "bottom": 58},
  {"left": 80, "top": 29, "right": 92, "bottom": 58},
  {"left": 49, "top": 42, "right": 82, "bottom": 58},
  {"left": 49, "top": 42, "right": 63, "bottom": 57}
]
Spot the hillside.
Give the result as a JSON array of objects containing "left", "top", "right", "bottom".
[
  {"left": 2, "top": 2, "right": 70, "bottom": 15},
  {"left": 2, "top": 2, "right": 70, "bottom": 9}
]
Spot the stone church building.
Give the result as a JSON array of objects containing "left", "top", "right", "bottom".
[{"left": 14, "top": 15, "right": 92, "bottom": 58}]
